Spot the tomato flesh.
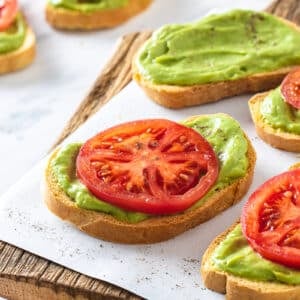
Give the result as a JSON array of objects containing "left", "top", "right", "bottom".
[
  {"left": 242, "top": 168, "right": 300, "bottom": 268},
  {"left": 76, "top": 119, "right": 219, "bottom": 215},
  {"left": 281, "top": 68, "right": 300, "bottom": 110},
  {"left": 0, "top": 0, "right": 18, "bottom": 31}
]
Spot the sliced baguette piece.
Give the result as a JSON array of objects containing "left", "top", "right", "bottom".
[
  {"left": 0, "top": 26, "right": 35, "bottom": 75},
  {"left": 45, "top": 0, "right": 152, "bottom": 30},
  {"left": 133, "top": 64, "right": 296, "bottom": 109},
  {"left": 201, "top": 222, "right": 300, "bottom": 300},
  {"left": 43, "top": 116, "right": 256, "bottom": 244},
  {"left": 248, "top": 92, "right": 300, "bottom": 152},
  {"left": 132, "top": 16, "right": 300, "bottom": 109}
]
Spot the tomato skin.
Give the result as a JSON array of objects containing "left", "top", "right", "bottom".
[
  {"left": 0, "top": 0, "right": 18, "bottom": 31},
  {"left": 76, "top": 119, "right": 219, "bottom": 215},
  {"left": 281, "top": 68, "right": 300, "bottom": 110},
  {"left": 242, "top": 168, "right": 300, "bottom": 269}
]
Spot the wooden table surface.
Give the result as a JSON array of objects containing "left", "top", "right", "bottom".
[{"left": 1, "top": 0, "right": 299, "bottom": 299}]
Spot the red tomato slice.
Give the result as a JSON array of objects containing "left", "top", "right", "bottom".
[
  {"left": 76, "top": 119, "right": 219, "bottom": 215},
  {"left": 242, "top": 168, "right": 300, "bottom": 268},
  {"left": 281, "top": 68, "right": 300, "bottom": 110},
  {"left": 0, "top": 0, "right": 18, "bottom": 31}
]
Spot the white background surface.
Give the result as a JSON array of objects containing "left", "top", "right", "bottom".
[{"left": 0, "top": 0, "right": 288, "bottom": 299}]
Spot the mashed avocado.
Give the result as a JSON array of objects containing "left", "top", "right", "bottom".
[
  {"left": 48, "top": 0, "right": 128, "bottom": 12},
  {"left": 50, "top": 114, "right": 249, "bottom": 223},
  {"left": 183, "top": 114, "right": 249, "bottom": 210},
  {"left": 260, "top": 87, "right": 300, "bottom": 135},
  {"left": 136, "top": 10, "right": 300, "bottom": 86},
  {"left": 211, "top": 224, "right": 300, "bottom": 285},
  {"left": 0, "top": 14, "right": 26, "bottom": 55}
]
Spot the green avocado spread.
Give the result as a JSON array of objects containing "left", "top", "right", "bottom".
[
  {"left": 260, "top": 87, "right": 300, "bottom": 135},
  {"left": 136, "top": 10, "right": 300, "bottom": 86},
  {"left": 211, "top": 224, "right": 300, "bottom": 285},
  {"left": 48, "top": 0, "right": 128, "bottom": 12},
  {"left": 0, "top": 14, "right": 26, "bottom": 55},
  {"left": 50, "top": 114, "right": 248, "bottom": 223}
]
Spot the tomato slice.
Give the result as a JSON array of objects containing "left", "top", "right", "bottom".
[
  {"left": 242, "top": 168, "right": 300, "bottom": 268},
  {"left": 0, "top": 0, "right": 18, "bottom": 31},
  {"left": 281, "top": 68, "right": 300, "bottom": 110},
  {"left": 76, "top": 119, "right": 219, "bottom": 215}
]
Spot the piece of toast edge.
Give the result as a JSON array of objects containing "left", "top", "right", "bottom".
[
  {"left": 132, "top": 17, "right": 300, "bottom": 109},
  {"left": 201, "top": 163, "right": 300, "bottom": 300},
  {"left": 201, "top": 222, "right": 300, "bottom": 300},
  {"left": 45, "top": 0, "right": 152, "bottom": 30},
  {"left": 42, "top": 114, "right": 256, "bottom": 244},
  {"left": 248, "top": 91, "right": 300, "bottom": 152},
  {"left": 0, "top": 26, "right": 35, "bottom": 75}
]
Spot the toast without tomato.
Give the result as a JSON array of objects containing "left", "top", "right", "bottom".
[
  {"left": 248, "top": 92, "right": 300, "bottom": 152},
  {"left": 0, "top": 26, "right": 35, "bottom": 75},
  {"left": 201, "top": 222, "right": 300, "bottom": 300},
  {"left": 45, "top": 0, "right": 152, "bottom": 30},
  {"left": 132, "top": 16, "right": 300, "bottom": 109},
  {"left": 43, "top": 116, "right": 256, "bottom": 244}
]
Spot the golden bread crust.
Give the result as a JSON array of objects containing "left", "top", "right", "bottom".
[
  {"left": 201, "top": 222, "right": 300, "bottom": 300},
  {"left": 45, "top": 0, "right": 152, "bottom": 30},
  {"left": 249, "top": 92, "right": 300, "bottom": 152},
  {"left": 290, "top": 162, "right": 300, "bottom": 170},
  {"left": 43, "top": 118, "right": 256, "bottom": 244},
  {"left": 0, "top": 27, "right": 35, "bottom": 75},
  {"left": 133, "top": 65, "right": 294, "bottom": 109}
]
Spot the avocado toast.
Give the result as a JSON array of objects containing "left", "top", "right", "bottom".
[
  {"left": 44, "top": 114, "right": 256, "bottom": 244},
  {"left": 133, "top": 10, "right": 300, "bottom": 108}
]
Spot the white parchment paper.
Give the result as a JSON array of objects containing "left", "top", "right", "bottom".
[{"left": 0, "top": 81, "right": 299, "bottom": 299}]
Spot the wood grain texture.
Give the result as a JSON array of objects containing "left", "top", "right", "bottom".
[
  {"left": 0, "top": 241, "right": 141, "bottom": 300},
  {"left": 266, "top": 0, "right": 300, "bottom": 24},
  {"left": 1, "top": 1, "right": 299, "bottom": 299}
]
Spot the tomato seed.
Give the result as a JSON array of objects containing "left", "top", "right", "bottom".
[
  {"left": 179, "top": 136, "right": 187, "bottom": 143},
  {"left": 262, "top": 208, "right": 274, "bottom": 214},
  {"left": 91, "top": 161, "right": 104, "bottom": 167},
  {"left": 101, "top": 171, "right": 111, "bottom": 176},
  {"left": 126, "top": 183, "right": 133, "bottom": 191},
  {"left": 283, "top": 191, "right": 293, "bottom": 198},
  {"left": 179, "top": 173, "right": 189, "bottom": 180}
]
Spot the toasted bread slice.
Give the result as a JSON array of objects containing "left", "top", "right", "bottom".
[
  {"left": 133, "top": 64, "right": 295, "bottom": 109},
  {"left": 248, "top": 92, "right": 300, "bottom": 152},
  {"left": 45, "top": 0, "right": 152, "bottom": 30},
  {"left": 43, "top": 117, "right": 256, "bottom": 244},
  {"left": 201, "top": 222, "right": 300, "bottom": 300},
  {"left": 132, "top": 16, "right": 300, "bottom": 109},
  {"left": 0, "top": 26, "right": 35, "bottom": 75}
]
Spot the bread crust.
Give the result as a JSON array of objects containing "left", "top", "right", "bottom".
[
  {"left": 132, "top": 17, "right": 300, "bottom": 109},
  {"left": 0, "top": 27, "right": 35, "bottom": 75},
  {"left": 249, "top": 92, "right": 300, "bottom": 152},
  {"left": 43, "top": 116, "right": 256, "bottom": 244},
  {"left": 201, "top": 222, "right": 300, "bottom": 300},
  {"left": 291, "top": 162, "right": 300, "bottom": 170},
  {"left": 45, "top": 0, "right": 152, "bottom": 30}
]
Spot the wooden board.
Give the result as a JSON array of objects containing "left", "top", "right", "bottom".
[{"left": 0, "top": 1, "right": 299, "bottom": 298}]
